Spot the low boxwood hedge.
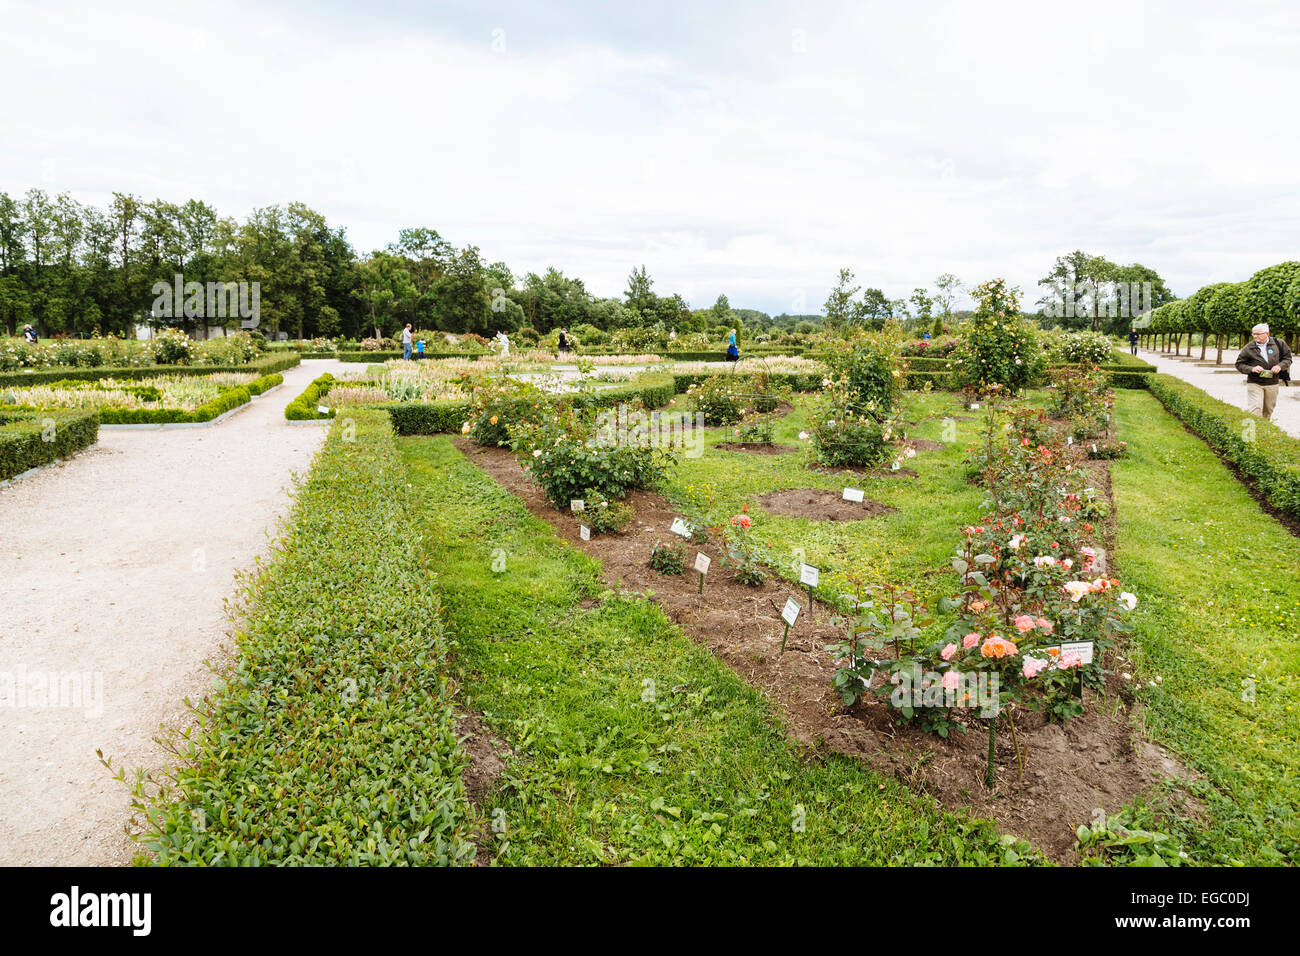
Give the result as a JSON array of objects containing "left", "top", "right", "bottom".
[
  {"left": 247, "top": 372, "right": 284, "bottom": 396},
  {"left": 285, "top": 373, "right": 337, "bottom": 420},
  {"left": 670, "top": 371, "right": 824, "bottom": 394},
  {"left": 0, "top": 352, "right": 300, "bottom": 388},
  {"left": 125, "top": 409, "right": 474, "bottom": 864},
  {"left": 0, "top": 407, "right": 100, "bottom": 481},
  {"left": 1146, "top": 373, "right": 1300, "bottom": 520}
]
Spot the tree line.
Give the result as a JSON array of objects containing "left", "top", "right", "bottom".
[{"left": 0, "top": 189, "right": 822, "bottom": 342}]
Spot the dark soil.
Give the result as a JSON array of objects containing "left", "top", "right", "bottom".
[
  {"left": 715, "top": 442, "right": 801, "bottom": 455},
  {"left": 452, "top": 437, "right": 1194, "bottom": 864},
  {"left": 907, "top": 438, "right": 946, "bottom": 451},
  {"left": 758, "top": 487, "right": 896, "bottom": 521},
  {"left": 456, "top": 711, "right": 510, "bottom": 866}
]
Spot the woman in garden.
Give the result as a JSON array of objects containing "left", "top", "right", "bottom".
[
  {"left": 726, "top": 327, "right": 739, "bottom": 361},
  {"left": 558, "top": 329, "right": 569, "bottom": 354},
  {"left": 23, "top": 324, "right": 37, "bottom": 344}
]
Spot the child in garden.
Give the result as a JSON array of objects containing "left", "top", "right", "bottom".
[{"left": 415, "top": 338, "right": 424, "bottom": 360}]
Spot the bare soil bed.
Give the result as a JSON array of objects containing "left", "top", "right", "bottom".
[
  {"left": 455, "top": 437, "right": 1194, "bottom": 863},
  {"left": 758, "top": 487, "right": 897, "bottom": 520}
]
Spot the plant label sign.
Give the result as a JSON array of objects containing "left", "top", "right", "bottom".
[
  {"left": 1066, "top": 435, "right": 1073, "bottom": 445},
  {"left": 570, "top": 499, "right": 585, "bottom": 513},
  {"left": 579, "top": 524, "right": 590, "bottom": 541},
  {"left": 1059, "top": 640, "right": 1095, "bottom": 665},
  {"left": 670, "top": 517, "right": 692, "bottom": 538},
  {"left": 970, "top": 403, "right": 980, "bottom": 410},
  {"left": 842, "top": 487, "right": 864, "bottom": 503},
  {"left": 800, "top": 563, "right": 820, "bottom": 588},
  {"left": 317, "top": 405, "right": 329, "bottom": 414},
  {"left": 694, "top": 552, "right": 711, "bottom": 575},
  {"left": 781, "top": 597, "right": 800, "bottom": 626}
]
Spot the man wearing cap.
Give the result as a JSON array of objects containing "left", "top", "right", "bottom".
[{"left": 1235, "top": 323, "right": 1292, "bottom": 420}]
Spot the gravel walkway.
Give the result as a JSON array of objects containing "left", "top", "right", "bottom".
[
  {"left": 0, "top": 359, "right": 353, "bottom": 865},
  {"left": 1137, "top": 347, "right": 1300, "bottom": 438}
]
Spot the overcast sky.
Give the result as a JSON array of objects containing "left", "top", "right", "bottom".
[{"left": 2, "top": 0, "right": 1297, "bottom": 315}]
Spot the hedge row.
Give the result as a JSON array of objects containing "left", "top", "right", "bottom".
[
  {"left": 246, "top": 372, "right": 284, "bottom": 396},
  {"left": 284, "top": 373, "right": 337, "bottom": 420},
  {"left": 1146, "top": 373, "right": 1300, "bottom": 520},
  {"left": 0, "top": 353, "right": 301, "bottom": 387},
  {"left": 669, "top": 371, "right": 824, "bottom": 394},
  {"left": 0, "top": 408, "right": 100, "bottom": 481},
  {"left": 129, "top": 410, "right": 473, "bottom": 864}
]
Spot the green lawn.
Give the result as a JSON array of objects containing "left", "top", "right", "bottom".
[
  {"left": 658, "top": 389, "right": 989, "bottom": 598},
  {"left": 399, "top": 435, "right": 1033, "bottom": 865},
  {"left": 1112, "top": 390, "right": 1300, "bottom": 864}
]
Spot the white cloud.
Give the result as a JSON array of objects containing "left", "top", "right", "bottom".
[{"left": 0, "top": 0, "right": 1296, "bottom": 313}]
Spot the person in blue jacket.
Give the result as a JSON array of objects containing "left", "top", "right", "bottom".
[{"left": 726, "top": 327, "right": 739, "bottom": 361}]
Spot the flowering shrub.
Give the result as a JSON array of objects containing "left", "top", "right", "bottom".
[
  {"left": 807, "top": 380, "right": 896, "bottom": 468},
  {"left": 192, "top": 332, "right": 261, "bottom": 366},
  {"left": 460, "top": 375, "right": 549, "bottom": 447},
  {"left": 1054, "top": 331, "right": 1113, "bottom": 365},
  {"left": 823, "top": 330, "right": 903, "bottom": 416},
  {"left": 951, "top": 279, "right": 1044, "bottom": 395},
  {"left": 719, "top": 508, "right": 767, "bottom": 585},
  {"left": 149, "top": 328, "right": 194, "bottom": 365},
  {"left": 512, "top": 400, "right": 674, "bottom": 508},
  {"left": 685, "top": 375, "right": 745, "bottom": 425},
  {"left": 1048, "top": 365, "right": 1112, "bottom": 439}
]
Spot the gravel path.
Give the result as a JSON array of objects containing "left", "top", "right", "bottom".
[
  {"left": 1137, "top": 347, "right": 1300, "bottom": 438},
  {"left": 0, "top": 359, "right": 353, "bottom": 865}
]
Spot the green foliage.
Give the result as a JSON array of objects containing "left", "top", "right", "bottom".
[
  {"left": 685, "top": 375, "right": 745, "bottom": 426},
  {"left": 1242, "top": 261, "right": 1300, "bottom": 335},
  {"left": 461, "top": 375, "right": 549, "bottom": 448},
  {"left": 284, "top": 373, "right": 336, "bottom": 420},
  {"left": 823, "top": 330, "right": 903, "bottom": 416},
  {"left": 578, "top": 488, "right": 634, "bottom": 535},
  {"left": 0, "top": 407, "right": 99, "bottom": 480},
  {"left": 952, "top": 279, "right": 1043, "bottom": 394},
  {"left": 1076, "top": 807, "right": 1185, "bottom": 866},
  {"left": 1146, "top": 373, "right": 1300, "bottom": 520},
  {"left": 649, "top": 538, "right": 686, "bottom": 575},
  {"left": 148, "top": 328, "right": 194, "bottom": 364},
  {"left": 115, "top": 411, "right": 474, "bottom": 864},
  {"left": 807, "top": 401, "right": 892, "bottom": 468},
  {"left": 1054, "top": 331, "right": 1112, "bottom": 365}
]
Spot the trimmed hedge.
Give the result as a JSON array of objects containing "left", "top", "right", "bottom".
[
  {"left": 247, "top": 372, "right": 284, "bottom": 396},
  {"left": 0, "top": 408, "right": 100, "bottom": 481},
  {"left": 285, "top": 373, "right": 337, "bottom": 420},
  {"left": 0, "top": 353, "right": 301, "bottom": 388},
  {"left": 95, "top": 385, "right": 253, "bottom": 425},
  {"left": 1146, "top": 373, "right": 1300, "bottom": 520},
  {"left": 670, "top": 371, "right": 824, "bottom": 394},
  {"left": 127, "top": 410, "right": 473, "bottom": 864},
  {"left": 380, "top": 373, "right": 678, "bottom": 436}
]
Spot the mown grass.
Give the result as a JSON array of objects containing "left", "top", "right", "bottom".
[
  {"left": 657, "top": 389, "right": 989, "bottom": 598},
  {"left": 1111, "top": 390, "right": 1299, "bottom": 864},
  {"left": 400, "top": 435, "right": 1035, "bottom": 865}
]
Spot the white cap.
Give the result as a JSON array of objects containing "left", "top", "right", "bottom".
[{"left": 1252, "top": 323, "right": 1269, "bottom": 334}]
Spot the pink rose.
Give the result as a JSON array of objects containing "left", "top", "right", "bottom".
[
  {"left": 1035, "top": 617, "right": 1053, "bottom": 634},
  {"left": 962, "top": 632, "right": 980, "bottom": 649},
  {"left": 941, "top": 670, "right": 960, "bottom": 691},
  {"left": 1013, "top": 614, "right": 1035, "bottom": 633},
  {"left": 941, "top": 643, "right": 957, "bottom": 661}
]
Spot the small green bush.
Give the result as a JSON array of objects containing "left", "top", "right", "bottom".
[
  {"left": 0, "top": 408, "right": 100, "bottom": 481},
  {"left": 649, "top": 538, "right": 686, "bottom": 575},
  {"left": 579, "top": 488, "right": 634, "bottom": 535}
]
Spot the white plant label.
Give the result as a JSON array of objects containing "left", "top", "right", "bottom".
[
  {"left": 842, "top": 487, "right": 864, "bottom": 503},
  {"left": 1091, "top": 443, "right": 1098, "bottom": 454},
  {"left": 1066, "top": 436, "right": 1073, "bottom": 445},
  {"left": 579, "top": 524, "right": 590, "bottom": 541},
  {"left": 970, "top": 403, "right": 980, "bottom": 410},
  {"left": 317, "top": 405, "right": 329, "bottom": 414},
  {"left": 781, "top": 597, "right": 800, "bottom": 626},
  {"left": 800, "top": 563, "right": 820, "bottom": 588},
  {"left": 670, "top": 517, "right": 692, "bottom": 538},
  {"left": 570, "top": 499, "right": 584, "bottom": 513},
  {"left": 694, "top": 552, "right": 711, "bottom": 574},
  {"left": 1059, "top": 640, "right": 1095, "bottom": 665}
]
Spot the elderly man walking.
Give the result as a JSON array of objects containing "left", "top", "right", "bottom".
[{"left": 1235, "top": 323, "right": 1292, "bottom": 420}]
